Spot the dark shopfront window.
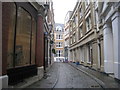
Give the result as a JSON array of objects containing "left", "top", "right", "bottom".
[
  {"left": 31, "top": 18, "right": 36, "bottom": 65},
  {"left": 15, "top": 7, "right": 31, "bottom": 67},
  {"left": 5, "top": 3, "right": 16, "bottom": 69},
  {"left": 5, "top": 3, "right": 37, "bottom": 69}
]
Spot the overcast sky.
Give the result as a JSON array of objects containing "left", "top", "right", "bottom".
[{"left": 52, "top": 0, "right": 77, "bottom": 24}]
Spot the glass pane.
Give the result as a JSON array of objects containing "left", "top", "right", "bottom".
[
  {"left": 31, "top": 18, "right": 36, "bottom": 65},
  {"left": 15, "top": 7, "right": 31, "bottom": 67},
  {"left": 4, "top": 3, "right": 16, "bottom": 69}
]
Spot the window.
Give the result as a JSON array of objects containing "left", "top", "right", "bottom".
[
  {"left": 3, "top": 3, "right": 36, "bottom": 68},
  {"left": 73, "top": 16, "right": 76, "bottom": 28},
  {"left": 3, "top": 3, "right": 16, "bottom": 69},
  {"left": 75, "top": 15, "right": 78, "bottom": 25},
  {"left": 95, "top": 10, "right": 99, "bottom": 31},
  {"left": 85, "top": 0, "right": 90, "bottom": 9},
  {"left": 56, "top": 26, "right": 63, "bottom": 32},
  {"left": 70, "top": 37, "right": 72, "bottom": 44},
  {"left": 56, "top": 50, "right": 63, "bottom": 57},
  {"left": 87, "top": 44, "right": 92, "bottom": 63},
  {"left": 56, "top": 34, "right": 63, "bottom": 39},
  {"left": 15, "top": 7, "right": 32, "bottom": 67},
  {"left": 81, "top": 47, "right": 85, "bottom": 62},
  {"left": 73, "top": 34, "right": 76, "bottom": 43},
  {"left": 56, "top": 42, "right": 63, "bottom": 48},
  {"left": 79, "top": 25, "right": 83, "bottom": 38},
  {"left": 79, "top": 8, "right": 83, "bottom": 19},
  {"left": 86, "top": 15, "right": 91, "bottom": 32},
  {"left": 65, "top": 28, "right": 69, "bottom": 35}
]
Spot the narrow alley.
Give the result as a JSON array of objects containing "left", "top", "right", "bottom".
[
  {"left": 1, "top": 0, "right": 120, "bottom": 89},
  {"left": 27, "top": 62, "right": 120, "bottom": 89},
  {"left": 27, "top": 63, "right": 103, "bottom": 88}
]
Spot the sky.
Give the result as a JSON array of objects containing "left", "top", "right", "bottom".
[{"left": 52, "top": 0, "right": 77, "bottom": 24}]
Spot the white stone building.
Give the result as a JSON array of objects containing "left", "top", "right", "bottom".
[{"left": 100, "top": 2, "right": 120, "bottom": 80}]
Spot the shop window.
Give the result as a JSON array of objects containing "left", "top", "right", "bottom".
[
  {"left": 15, "top": 7, "right": 32, "bottom": 67},
  {"left": 4, "top": 3, "right": 16, "bottom": 69}
]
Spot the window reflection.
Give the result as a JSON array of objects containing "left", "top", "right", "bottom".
[
  {"left": 31, "top": 18, "right": 36, "bottom": 65},
  {"left": 15, "top": 7, "right": 31, "bottom": 67},
  {"left": 6, "top": 3, "right": 16, "bottom": 69}
]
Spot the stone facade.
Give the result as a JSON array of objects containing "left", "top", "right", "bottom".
[
  {"left": 64, "top": 11, "right": 72, "bottom": 61},
  {"left": 1, "top": 1, "right": 55, "bottom": 88},
  {"left": 100, "top": 2, "right": 120, "bottom": 80},
  {"left": 69, "top": 1, "right": 104, "bottom": 71},
  {"left": 68, "top": 1, "right": 120, "bottom": 80}
]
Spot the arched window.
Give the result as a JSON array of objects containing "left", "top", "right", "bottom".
[
  {"left": 15, "top": 7, "right": 32, "bottom": 67},
  {"left": 56, "top": 26, "right": 62, "bottom": 31},
  {"left": 3, "top": 3, "right": 17, "bottom": 69}
]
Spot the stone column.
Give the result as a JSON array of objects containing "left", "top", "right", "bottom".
[
  {"left": 103, "top": 22, "right": 114, "bottom": 73},
  {"left": 36, "top": 8, "right": 44, "bottom": 80},
  {"left": 112, "top": 11, "right": 120, "bottom": 79}
]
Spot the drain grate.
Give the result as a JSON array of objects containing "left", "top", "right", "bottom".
[{"left": 90, "top": 85, "right": 100, "bottom": 88}]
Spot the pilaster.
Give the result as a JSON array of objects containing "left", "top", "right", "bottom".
[
  {"left": 111, "top": 11, "right": 120, "bottom": 79},
  {"left": 103, "top": 22, "right": 114, "bottom": 73}
]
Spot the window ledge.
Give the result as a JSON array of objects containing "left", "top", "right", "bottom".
[
  {"left": 87, "top": 62, "right": 91, "bottom": 65},
  {"left": 85, "top": 28, "right": 92, "bottom": 35}
]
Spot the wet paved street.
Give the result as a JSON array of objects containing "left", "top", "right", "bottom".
[
  {"left": 54, "top": 63, "right": 102, "bottom": 88},
  {"left": 27, "top": 63, "right": 103, "bottom": 88}
]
